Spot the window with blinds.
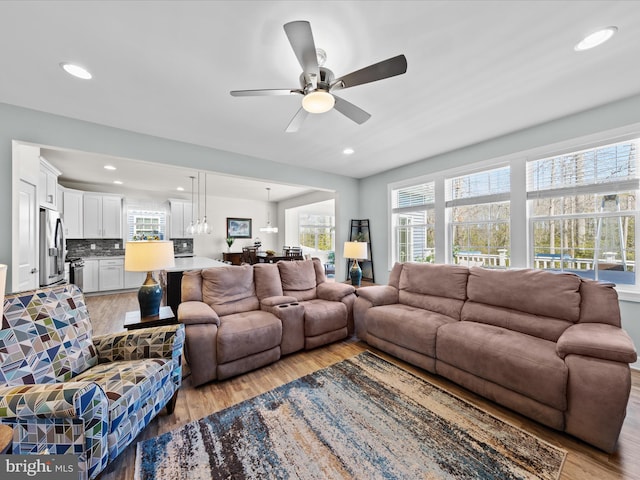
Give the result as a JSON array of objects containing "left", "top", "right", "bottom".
[
  {"left": 392, "top": 182, "right": 436, "bottom": 263},
  {"left": 446, "top": 166, "right": 511, "bottom": 268},
  {"left": 527, "top": 139, "right": 639, "bottom": 284}
]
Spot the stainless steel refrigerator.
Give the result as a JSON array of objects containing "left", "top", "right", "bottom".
[{"left": 39, "top": 208, "right": 66, "bottom": 287}]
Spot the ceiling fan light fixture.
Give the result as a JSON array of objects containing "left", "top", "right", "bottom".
[{"left": 302, "top": 90, "right": 335, "bottom": 113}]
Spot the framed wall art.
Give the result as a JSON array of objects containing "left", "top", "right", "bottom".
[{"left": 227, "top": 217, "right": 252, "bottom": 238}]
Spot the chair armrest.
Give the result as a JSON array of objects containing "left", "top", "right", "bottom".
[
  {"left": 0, "top": 382, "right": 108, "bottom": 420},
  {"left": 178, "top": 301, "right": 220, "bottom": 326},
  {"left": 557, "top": 323, "right": 637, "bottom": 363},
  {"left": 93, "top": 324, "right": 185, "bottom": 363},
  {"left": 317, "top": 282, "right": 356, "bottom": 302},
  {"left": 261, "top": 295, "right": 299, "bottom": 308},
  {"left": 355, "top": 285, "right": 399, "bottom": 306}
]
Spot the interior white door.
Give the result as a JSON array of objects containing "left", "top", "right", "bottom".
[{"left": 18, "top": 179, "right": 38, "bottom": 291}]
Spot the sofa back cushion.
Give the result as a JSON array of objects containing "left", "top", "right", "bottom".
[
  {"left": 181, "top": 269, "right": 203, "bottom": 302},
  {"left": 398, "top": 263, "right": 469, "bottom": 320},
  {"left": 202, "top": 265, "right": 259, "bottom": 316},
  {"left": 253, "top": 263, "right": 284, "bottom": 299},
  {"left": 578, "top": 279, "right": 621, "bottom": 326},
  {"left": 278, "top": 259, "right": 317, "bottom": 301},
  {"left": 1, "top": 284, "right": 97, "bottom": 386},
  {"left": 466, "top": 267, "right": 581, "bottom": 323}
]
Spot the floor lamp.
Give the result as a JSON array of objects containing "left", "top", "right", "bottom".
[{"left": 124, "top": 241, "right": 175, "bottom": 317}]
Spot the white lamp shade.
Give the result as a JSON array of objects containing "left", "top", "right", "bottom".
[
  {"left": 124, "top": 241, "right": 175, "bottom": 272},
  {"left": 343, "top": 241, "right": 368, "bottom": 260}
]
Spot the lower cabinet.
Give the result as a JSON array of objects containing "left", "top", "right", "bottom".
[
  {"left": 84, "top": 260, "right": 99, "bottom": 293},
  {"left": 124, "top": 270, "right": 146, "bottom": 289},
  {"left": 99, "top": 259, "right": 124, "bottom": 291}
]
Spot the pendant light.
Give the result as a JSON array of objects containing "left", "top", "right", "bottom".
[
  {"left": 201, "top": 172, "right": 212, "bottom": 234},
  {"left": 259, "top": 187, "right": 278, "bottom": 234},
  {"left": 185, "top": 176, "right": 196, "bottom": 236},
  {"left": 194, "top": 172, "right": 201, "bottom": 235}
]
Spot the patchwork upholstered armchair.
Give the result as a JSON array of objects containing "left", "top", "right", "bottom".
[{"left": 0, "top": 284, "right": 185, "bottom": 479}]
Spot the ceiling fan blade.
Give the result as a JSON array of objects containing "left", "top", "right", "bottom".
[
  {"left": 331, "top": 54, "right": 407, "bottom": 91},
  {"left": 284, "top": 21, "right": 319, "bottom": 88},
  {"left": 285, "top": 107, "right": 309, "bottom": 133},
  {"left": 333, "top": 95, "right": 371, "bottom": 125},
  {"left": 230, "top": 89, "right": 301, "bottom": 97}
]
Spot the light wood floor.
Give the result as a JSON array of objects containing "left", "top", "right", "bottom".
[{"left": 86, "top": 292, "right": 640, "bottom": 480}]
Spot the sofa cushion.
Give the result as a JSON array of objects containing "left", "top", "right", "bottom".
[
  {"left": 74, "top": 358, "right": 172, "bottom": 434},
  {"left": 578, "top": 279, "right": 621, "bottom": 326},
  {"left": 253, "top": 263, "right": 284, "bottom": 299},
  {"left": 202, "top": 265, "right": 259, "bottom": 316},
  {"left": 399, "top": 263, "right": 469, "bottom": 300},
  {"left": 437, "top": 322, "right": 568, "bottom": 410},
  {"left": 367, "top": 304, "right": 457, "bottom": 358},
  {"left": 461, "top": 301, "right": 572, "bottom": 342},
  {"left": 217, "top": 311, "right": 282, "bottom": 364},
  {"left": 0, "top": 284, "right": 97, "bottom": 385},
  {"left": 299, "top": 299, "right": 347, "bottom": 337},
  {"left": 467, "top": 267, "right": 581, "bottom": 323},
  {"left": 278, "top": 259, "right": 317, "bottom": 290}
]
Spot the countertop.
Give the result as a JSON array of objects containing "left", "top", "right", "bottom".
[{"left": 165, "top": 256, "right": 227, "bottom": 272}]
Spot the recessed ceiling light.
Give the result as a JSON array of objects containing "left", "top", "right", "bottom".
[
  {"left": 104, "top": 165, "right": 116, "bottom": 170},
  {"left": 60, "top": 62, "right": 93, "bottom": 80},
  {"left": 177, "top": 187, "right": 185, "bottom": 191},
  {"left": 574, "top": 26, "right": 618, "bottom": 51},
  {"left": 343, "top": 148, "right": 355, "bottom": 155},
  {"left": 113, "top": 180, "right": 123, "bottom": 185}
]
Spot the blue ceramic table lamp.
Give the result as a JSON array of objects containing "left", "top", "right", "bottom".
[
  {"left": 124, "top": 241, "right": 175, "bottom": 317},
  {"left": 343, "top": 241, "right": 368, "bottom": 287}
]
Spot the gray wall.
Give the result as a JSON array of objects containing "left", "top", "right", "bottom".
[
  {"left": 359, "top": 93, "right": 640, "bottom": 368},
  {"left": 0, "top": 102, "right": 359, "bottom": 284}
]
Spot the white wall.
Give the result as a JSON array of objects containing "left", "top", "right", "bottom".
[
  {"left": 359, "top": 93, "right": 640, "bottom": 369},
  {"left": 0, "top": 103, "right": 359, "bottom": 288},
  {"left": 193, "top": 194, "right": 278, "bottom": 259}
]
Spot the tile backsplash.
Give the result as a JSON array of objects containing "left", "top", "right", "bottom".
[{"left": 67, "top": 239, "right": 193, "bottom": 258}]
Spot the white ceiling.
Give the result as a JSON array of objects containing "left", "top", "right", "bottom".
[{"left": 3, "top": 1, "right": 640, "bottom": 193}]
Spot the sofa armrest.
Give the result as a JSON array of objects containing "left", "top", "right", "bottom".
[
  {"left": 0, "top": 382, "right": 108, "bottom": 420},
  {"left": 261, "top": 295, "right": 298, "bottom": 308},
  {"left": 178, "top": 301, "right": 220, "bottom": 326},
  {"left": 557, "top": 323, "right": 637, "bottom": 363},
  {"left": 355, "top": 285, "right": 399, "bottom": 306},
  {"left": 93, "top": 324, "right": 185, "bottom": 363},
  {"left": 317, "top": 282, "right": 356, "bottom": 302}
]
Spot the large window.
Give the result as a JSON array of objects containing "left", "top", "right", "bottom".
[
  {"left": 446, "top": 166, "right": 510, "bottom": 268},
  {"left": 528, "top": 140, "right": 639, "bottom": 284},
  {"left": 392, "top": 182, "right": 436, "bottom": 263},
  {"left": 298, "top": 213, "right": 334, "bottom": 256}
]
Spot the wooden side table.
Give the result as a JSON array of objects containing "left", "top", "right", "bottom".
[
  {"left": 124, "top": 306, "right": 177, "bottom": 330},
  {"left": 0, "top": 424, "right": 12, "bottom": 454}
]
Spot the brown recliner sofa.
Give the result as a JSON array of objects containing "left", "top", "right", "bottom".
[
  {"left": 354, "top": 262, "right": 637, "bottom": 452},
  {"left": 178, "top": 259, "right": 356, "bottom": 386}
]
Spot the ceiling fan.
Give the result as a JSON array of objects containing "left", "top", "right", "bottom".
[{"left": 230, "top": 20, "right": 408, "bottom": 133}]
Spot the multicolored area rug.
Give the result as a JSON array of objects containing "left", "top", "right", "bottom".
[{"left": 135, "top": 351, "right": 566, "bottom": 479}]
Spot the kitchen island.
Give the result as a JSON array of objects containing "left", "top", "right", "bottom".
[{"left": 165, "top": 256, "right": 227, "bottom": 314}]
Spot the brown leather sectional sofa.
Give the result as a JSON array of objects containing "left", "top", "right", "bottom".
[
  {"left": 177, "top": 258, "right": 356, "bottom": 386},
  {"left": 354, "top": 262, "right": 638, "bottom": 452}
]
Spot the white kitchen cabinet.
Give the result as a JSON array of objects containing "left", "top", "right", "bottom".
[
  {"left": 124, "top": 270, "right": 146, "bottom": 289},
  {"left": 99, "top": 258, "right": 124, "bottom": 291},
  {"left": 83, "top": 194, "right": 122, "bottom": 238},
  {"left": 61, "top": 189, "right": 84, "bottom": 238},
  {"left": 84, "top": 260, "right": 99, "bottom": 293},
  {"left": 169, "top": 199, "right": 193, "bottom": 238},
  {"left": 39, "top": 157, "right": 61, "bottom": 210}
]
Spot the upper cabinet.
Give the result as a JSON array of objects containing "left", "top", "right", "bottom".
[
  {"left": 83, "top": 193, "right": 123, "bottom": 238},
  {"left": 39, "top": 157, "right": 61, "bottom": 210},
  {"left": 60, "top": 188, "right": 84, "bottom": 238},
  {"left": 169, "top": 199, "right": 193, "bottom": 238}
]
